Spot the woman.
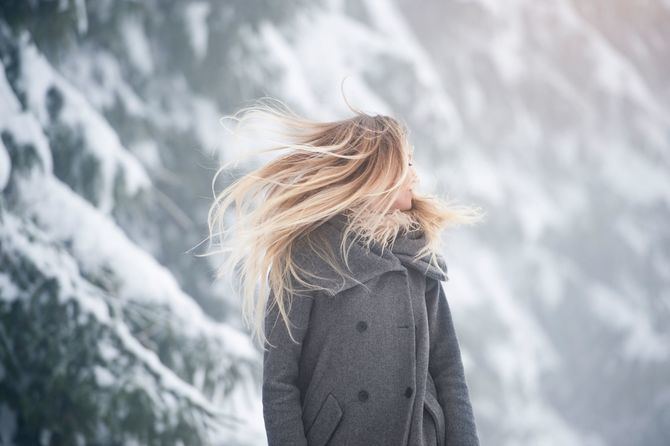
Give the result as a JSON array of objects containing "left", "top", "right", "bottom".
[{"left": 207, "top": 98, "right": 483, "bottom": 445}]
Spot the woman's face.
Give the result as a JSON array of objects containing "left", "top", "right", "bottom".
[{"left": 391, "top": 150, "right": 417, "bottom": 211}]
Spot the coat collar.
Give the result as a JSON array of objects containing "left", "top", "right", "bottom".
[{"left": 292, "top": 212, "right": 448, "bottom": 296}]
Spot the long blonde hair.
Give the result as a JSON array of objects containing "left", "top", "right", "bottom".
[{"left": 204, "top": 97, "right": 484, "bottom": 349}]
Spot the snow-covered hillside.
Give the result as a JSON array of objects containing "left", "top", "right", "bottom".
[
  {"left": 1, "top": 0, "right": 668, "bottom": 445},
  {"left": 394, "top": 1, "right": 670, "bottom": 444}
]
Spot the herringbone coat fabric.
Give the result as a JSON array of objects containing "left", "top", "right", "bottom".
[{"left": 262, "top": 213, "right": 480, "bottom": 446}]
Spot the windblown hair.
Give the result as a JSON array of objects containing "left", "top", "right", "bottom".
[{"left": 204, "top": 97, "right": 484, "bottom": 350}]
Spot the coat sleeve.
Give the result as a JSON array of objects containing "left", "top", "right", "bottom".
[
  {"left": 262, "top": 288, "right": 314, "bottom": 446},
  {"left": 426, "top": 279, "right": 480, "bottom": 446}
]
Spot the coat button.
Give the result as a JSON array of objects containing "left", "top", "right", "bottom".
[
  {"left": 358, "top": 390, "right": 369, "bottom": 402},
  {"left": 356, "top": 321, "right": 368, "bottom": 332},
  {"left": 404, "top": 386, "right": 413, "bottom": 398}
]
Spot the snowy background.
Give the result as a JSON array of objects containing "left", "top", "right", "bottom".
[{"left": 1, "top": 0, "right": 669, "bottom": 445}]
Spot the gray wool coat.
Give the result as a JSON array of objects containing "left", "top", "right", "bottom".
[{"left": 262, "top": 213, "right": 480, "bottom": 446}]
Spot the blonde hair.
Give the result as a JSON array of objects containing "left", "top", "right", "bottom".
[{"left": 203, "top": 97, "right": 484, "bottom": 349}]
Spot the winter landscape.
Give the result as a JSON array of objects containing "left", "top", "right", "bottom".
[{"left": 0, "top": 0, "right": 669, "bottom": 445}]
